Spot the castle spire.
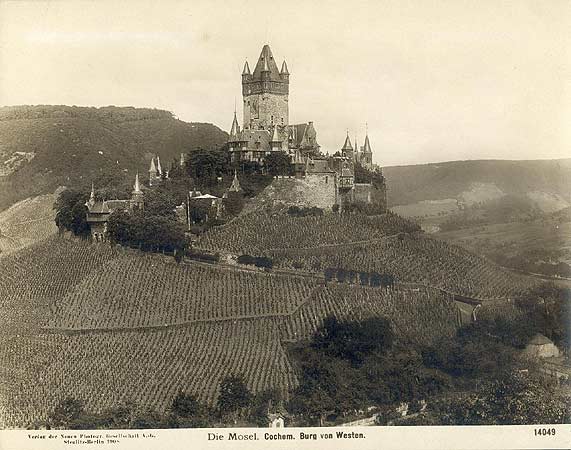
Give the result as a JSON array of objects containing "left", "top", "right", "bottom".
[
  {"left": 280, "top": 60, "right": 289, "bottom": 75},
  {"left": 242, "top": 60, "right": 251, "bottom": 75},
  {"left": 156, "top": 156, "right": 162, "bottom": 175},
  {"left": 87, "top": 181, "right": 96, "bottom": 207},
  {"left": 229, "top": 170, "right": 242, "bottom": 192},
  {"left": 341, "top": 133, "right": 353, "bottom": 151},
  {"left": 230, "top": 111, "right": 240, "bottom": 138},
  {"left": 363, "top": 134, "right": 372, "bottom": 153},
  {"left": 133, "top": 172, "right": 141, "bottom": 193},
  {"left": 271, "top": 125, "right": 281, "bottom": 142}
]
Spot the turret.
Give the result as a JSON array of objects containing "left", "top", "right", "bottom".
[
  {"left": 86, "top": 182, "right": 96, "bottom": 208},
  {"left": 270, "top": 125, "right": 282, "bottom": 151},
  {"left": 361, "top": 131, "right": 373, "bottom": 167},
  {"left": 149, "top": 157, "right": 158, "bottom": 186},
  {"left": 156, "top": 156, "right": 162, "bottom": 176},
  {"left": 131, "top": 172, "right": 144, "bottom": 208},
  {"left": 242, "top": 60, "right": 251, "bottom": 81},
  {"left": 280, "top": 60, "right": 289, "bottom": 81},
  {"left": 341, "top": 132, "right": 354, "bottom": 160},
  {"left": 230, "top": 111, "right": 240, "bottom": 140},
  {"left": 228, "top": 170, "right": 242, "bottom": 192}
]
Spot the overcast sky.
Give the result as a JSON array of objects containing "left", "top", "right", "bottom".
[{"left": 0, "top": 0, "right": 569, "bottom": 166}]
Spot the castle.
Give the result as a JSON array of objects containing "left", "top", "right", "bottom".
[{"left": 227, "top": 44, "right": 386, "bottom": 211}]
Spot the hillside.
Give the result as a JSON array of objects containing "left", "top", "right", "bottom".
[
  {"left": 0, "top": 236, "right": 459, "bottom": 427},
  {"left": 0, "top": 105, "right": 228, "bottom": 211},
  {"left": 384, "top": 159, "right": 571, "bottom": 208},
  {"left": 0, "top": 191, "right": 58, "bottom": 257}
]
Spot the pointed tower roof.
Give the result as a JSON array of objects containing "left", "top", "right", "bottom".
[
  {"left": 229, "top": 170, "right": 242, "bottom": 192},
  {"left": 242, "top": 60, "right": 251, "bottom": 75},
  {"left": 156, "top": 156, "right": 162, "bottom": 175},
  {"left": 133, "top": 172, "right": 141, "bottom": 192},
  {"left": 252, "top": 45, "right": 282, "bottom": 81},
  {"left": 271, "top": 125, "right": 281, "bottom": 142},
  {"left": 149, "top": 157, "right": 157, "bottom": 173},
  {"left": 230, "top": 111, "right": 240, "bottom": 138},
  {"left": 341, "top": 133, "right": 353, "bottom": 151},
  {"left": 363, "top": 134, "right": 372, "bottom": 153},
  {"left": 281, "top": 60, "right": 289, "bottom": 75}
]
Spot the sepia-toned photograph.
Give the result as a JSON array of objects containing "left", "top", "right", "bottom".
[{"left": 0, "top": 0, "right": 569, "bottom": 445}]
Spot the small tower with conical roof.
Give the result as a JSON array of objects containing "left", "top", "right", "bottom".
[
  {"left": 230, "top": 111, "right": 240, "bottom": 140},
  {"left": 131, "top": 172, "right": 144, "bottom": 209},
  {"left": 361, "top": 129, "right": 373, "bottom": 168},
  {"left": 228, "top": 170, "right": 242, "bottom": 193},
  {"left": 87, "top": 182, "right": 96, "bottom": 208},
  {"left": 341, "top": 132, "right": 354, "bottom": 161},
  {"left": 270, "top": 125, "right": 282, "bottom": 151},
  {"left": 148, "top": 157, "right": 158, "bottom": 186}
]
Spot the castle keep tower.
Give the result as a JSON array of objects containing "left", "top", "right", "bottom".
[{"left": 242, "top": 45, "right": 289, "bottom": 130}]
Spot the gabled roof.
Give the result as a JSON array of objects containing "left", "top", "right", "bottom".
[
  {"left": 251, "top": 45, "right": 282, "bottom": 82},
  {"left": 193, "top": 193, "right": 219, "bottom": 199},
  {"left": 86, "top": 201, "right": 110, "bottom": 214}
]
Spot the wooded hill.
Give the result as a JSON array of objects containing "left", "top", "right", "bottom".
[
  {"left": 0, "top": 105, "right": 228, "bottom": 211},
  {"left": 384, "top": 158, "right": 571, "bottom": 207}
]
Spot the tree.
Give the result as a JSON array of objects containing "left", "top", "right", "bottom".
[
  {"left": 48, "top": 397, "right": 85, "bottom": 428},
  {"left": 171, "top": 393, "right": 202, "bottom": 418},
  {"left": 187, "top": 148, "right": 229, "bottom": 185},
  {"left": 265, "top": 152, "right": 292, "bottom": 176},
  {"left": 438, "top": 372, "right": 570, "bottom": 425},
  {"left": 217, "top": 374, "right": 252, "bottom": 422},
  {"left": 54, "top": 189, "right": 90, "bottom": 237}
]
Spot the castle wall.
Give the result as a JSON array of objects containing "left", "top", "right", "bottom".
[
  {"left": 303, "top": 173, "right": 337, "bottom": 209},
  {"left": 243, "top": 93, "right": 288, "bottom": 130}
]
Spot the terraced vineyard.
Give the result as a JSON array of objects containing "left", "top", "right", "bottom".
[
  {"left": 48, "top": 255, "right": 315, "bottom": 330},
  {"left": 0, "top": 319, "right": 296, "bottom": 428},
  {"left": 266, "top": 234, "right": 535, "bottom": 299},
  {"left": 280, "top": 283, "right": 459, "bottom": 344},
  {"left": 197, "top": 209, "right": 418, "bottom": 253},
  {"left": 0, "top": 237, "right": 468, "bottom": 427},
  {"left": 0, "top": 236, "right": 120, "bottom": 333}
]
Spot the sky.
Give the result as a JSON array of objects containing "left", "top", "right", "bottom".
[{"left": 0, "top": 0, "right": 569, "bottom": 166}]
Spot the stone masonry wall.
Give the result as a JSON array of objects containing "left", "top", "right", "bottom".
[{"left": 243, "top": 93, "right": 288, "bottom": 130}]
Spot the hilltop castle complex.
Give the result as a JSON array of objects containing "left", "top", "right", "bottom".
[{"left": 227, "top": 45, "right": 387, "bottom": 211}]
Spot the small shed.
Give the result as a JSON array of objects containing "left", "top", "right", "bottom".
[{"left": 523, "top": 334, "right": 560, "bottom": 359}]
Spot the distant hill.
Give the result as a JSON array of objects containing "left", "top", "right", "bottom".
[
  {"left": 0, "top": 105, "right": 228, "bottom": 211},
  {"left": 384, "top": 159, "right": 571, "bottom": 207}
]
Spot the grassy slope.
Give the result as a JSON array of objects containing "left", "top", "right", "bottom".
[
  {"left": 0, "top": 192, "right": 58, "bottom": 257},
  {"left": 0, "top": 105, "right": 228, "bottom": 211},
  {"left": 0, "top": 237, "right": 458, "bottom": 427}
]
